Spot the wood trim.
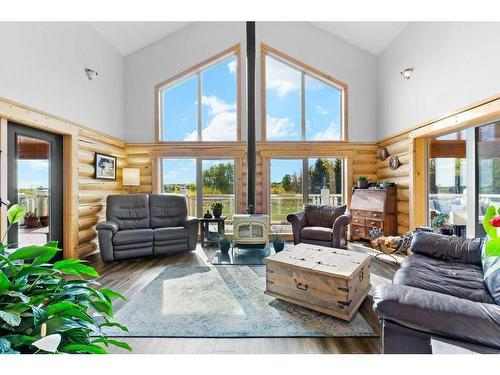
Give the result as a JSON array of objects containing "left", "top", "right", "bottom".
[
  {"left": 409, "top": 137, "right": 427, "bottom": 230},
  {"left": 154, "top": 44, "right": 242, "bottom": 142},
  {"left": 0, "top": 118, "right": 7, "bottom": 237},
  {"left": 260, "top": 43, "right": 349, "bottom": 142},
  {"left": 63, "top": 134, "right": 79, "bottom": 259}
]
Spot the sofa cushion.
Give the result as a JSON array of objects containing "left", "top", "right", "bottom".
[
  {"left": 149, "top": 194, "right": 188, "bottom": 228},
  {"left": 107, "top": 195, "right": 150, "bottom": 230},
  {"left": 301, "top": 226, "right": 333, "bottom": 241},
  {"left": 304, "top": 204, "right": 346, "bottom": 228},
  {"left": 394, "top": 254, "right": 495, "bottom": 304},
  {"left": 113, "top": 229, "right": 153, "bottom": 246},
  {"left": 481, "top": 236, "right": 500, "bottom": 305},
  {"left": 154, "top": 227, "right": 189, "bottom": 242}
]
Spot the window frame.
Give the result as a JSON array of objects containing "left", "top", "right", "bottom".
[
  {"left": 155, "top": 44, "right": 241, "bottom": 143},
  {"left": 261, "top": 43, "right": 348, "bottom": 142}
]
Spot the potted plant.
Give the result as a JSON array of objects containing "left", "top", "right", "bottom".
[
  {"left": 40, "top": 215, "right": 49, "bottom": 227},
  {"left": 357, "top": 176, "right": 368, "bottom": 189},
  {"left": 0, "top": 204, "right": 131, "bottom": 354},
  {"left": 431, "top": 213, "right": 452, "bottom": 235},
  {"left": 218, "top": 234, "right": 231, "bottom": 254},
  {"left": 211, "top": 201, "right": 224, "bottom": 218},
  {"left": 271, "top": 225, "right": 285, "bottom": 252},
  {"left": 24, "top": 210, "right": 39, "bottom": 229}
]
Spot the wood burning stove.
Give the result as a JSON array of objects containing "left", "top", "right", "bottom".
[{"left": 232, "top": 214, "right": 270, "bottom": 247}]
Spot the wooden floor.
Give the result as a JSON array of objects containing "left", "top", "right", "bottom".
[{"left": 86, "top": 242, "right": 400, "bottom": 354}]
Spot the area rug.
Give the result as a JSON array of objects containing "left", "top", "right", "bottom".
[{"left": 107, "top": 265, "right": 377, "bottom": 338}]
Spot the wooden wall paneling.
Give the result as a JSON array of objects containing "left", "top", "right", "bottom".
[
  {"left": 409, "top": 137, "right": 427, "bottom": 230},
  {"left": 63, "top": 135, "right": 79, "bottom": 259}
]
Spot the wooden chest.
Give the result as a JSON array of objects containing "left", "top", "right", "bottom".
[
  {"left": 350, "top": 186, "right": 398, "bottom": 240},
  {"left": 265, "top": 243, "right": 371, "bottom": 321}
]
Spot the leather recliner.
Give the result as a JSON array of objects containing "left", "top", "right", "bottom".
[
  {"left": 286, "top": 204, "right": 352, "bottom": 249},
  {"left": 96, "top": 194, "right": 199, "bottom": 261}
]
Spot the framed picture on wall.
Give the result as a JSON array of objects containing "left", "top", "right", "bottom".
[{"left": 95, "top": 153, "right": 117, "bottom": 180}]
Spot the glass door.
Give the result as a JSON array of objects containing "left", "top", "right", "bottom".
[
  {"left": 476, "top": 121, "right": 500, "bottom": 236},
  {"left": 7, "top": 122, "right": 63, "bottom": 250}
]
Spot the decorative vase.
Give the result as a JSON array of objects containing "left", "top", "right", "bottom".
[
  {"left": 213, "top": 208, "right": 222, "bottom": 218},
  {"left": 273, "top": 241, "right": 285, "bottom": 252},
  {"left": 357, "top": 180, "right": 368, "bottom": 189},
  {"left": 40, "top": 216, "right": 49, "bottom": 227}
]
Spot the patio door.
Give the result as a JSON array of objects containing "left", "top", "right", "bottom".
[{"left": 7, "top": 122, "right": 63, "bottom": 250}]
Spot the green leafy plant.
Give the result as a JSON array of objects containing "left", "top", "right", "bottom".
[
  {"left": 211, "top": 201, "right": 224, "bottom": 218},
  {"left": 431, "top": 213, "right": 450, "bottom": 229},
  {"left": 358, "top": 176, "right": 367, "bottom": 181},
  {"left": 218, "top": 234, "right": 231, "bottom": 253},
  {"left": 0, "top": 204, "right": 131, "bottom": 354},
  {"left": 24, "top": 210, "right": 38, "bottom": 220}
]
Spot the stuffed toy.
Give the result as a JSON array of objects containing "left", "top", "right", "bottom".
[{"left": 483, "top": 205, "right": 500, "bottom": 256}]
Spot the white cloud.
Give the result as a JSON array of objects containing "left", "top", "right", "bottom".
[
  {"left": 22, "top": 160, "right": 48, "bottom": 170},
  {"left": 311, "top": 122, "right": 341, "bottom": 141},
  {"left": 228, "top": 60, "right": 237, "bottom": 75},
  {"left": 184, "top": 95, "right": 237, "bottom": 141},
  {"left": 266, "top": 57, "right": 300, "bottom": 97},
  {"left": 267, "top": 116, "right": 297, "bottom": 139},
  {"left": 315, "top": 105, "right": 329, "bottom": 115},
  {"left": 164, "top": 170, "right": 180, "bottom": 180}
]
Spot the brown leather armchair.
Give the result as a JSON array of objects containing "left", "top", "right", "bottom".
[{"left": 286, "top": 204, "right": 352, "bottom": 249}]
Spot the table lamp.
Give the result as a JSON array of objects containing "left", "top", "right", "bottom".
[{"left": 122, "top": 168, "right": 140, "bottom": 193}]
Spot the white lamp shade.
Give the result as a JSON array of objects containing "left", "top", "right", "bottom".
[{"left": 123, "top": 168, "right": 140, "bottom": 186}]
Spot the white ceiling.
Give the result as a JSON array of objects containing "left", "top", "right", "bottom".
[
  {"left": 89, "top": 22, "right": 408, "bottom": 57},
  {"left": 311, "top": 22, "right": 408, "bottom": 55},
  {"left": 89, "top": 22, "right": 192, "bottom": 56}
]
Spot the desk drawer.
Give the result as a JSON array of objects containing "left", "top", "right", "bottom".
[
  {"left": 353, "top": 210, "right": 383, "bottom": 220},
  {"left": 351, "top": 225, "right": 366, "bottom": 238},
  {"left": 365, "top": 218, "right": 383, "bottom": 229},
  {"left": 351, "top": 217, "right": 365, "bottom": 226}
]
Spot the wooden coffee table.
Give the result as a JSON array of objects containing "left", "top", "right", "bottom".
[{"left": 265, "top": 243, "right": 371, "bottom": 321}]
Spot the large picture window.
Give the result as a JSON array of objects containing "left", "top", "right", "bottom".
[
  {"left": 162, "top": 158, "right": 236, "bottom": 222},
  {"left": 270, "top": 157, "right": 344, "bottom": 226},
  {"left": 263, "top": 45, "right": 346, "bottom": 142},
  {"left": 156, "top": 46, "right": 239, "bottom": 142}
]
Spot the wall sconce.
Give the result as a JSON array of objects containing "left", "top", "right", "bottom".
[
  {"left": 400, "top": 68, "right": 414, "bottom": 80},
  {"left": 84, "top": 68, "right": 98, "bottom": 80}
]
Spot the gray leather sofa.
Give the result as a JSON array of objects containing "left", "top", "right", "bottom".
[
  {"left": 96, "top": 194, "right": 199, "bottom": 261},
  {"left": 373, "top": 232, "right": 500, "bottom": 353},
  {"left": 287, "top": 204, "right": 351, "bottom": 249}
]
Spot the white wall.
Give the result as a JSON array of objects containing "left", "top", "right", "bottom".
[
  {"left": 0, "top": 22, "right": 124, "bottom": 138},
  {"left": 124, "top": 21, "right": 379, "bottom": 143},
  {"left": 378, "top": 22, "right": 500, "bottom": 139}
]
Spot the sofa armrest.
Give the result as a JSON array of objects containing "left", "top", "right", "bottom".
[
  {"left": 182, "top": 216, "right": 199, "bottom": 251},
  {"left": 373, "top": 283, "right": 500, "bottom": 350},
  {"left": 287, "top": 211, "right": 307, "bottom": 245},
  {"left": 96, "top": 221, "right": 119, "bottom": 234},
  {"left": 410, "top": 232, "right": 484, "bottom": 265},
  {"left": 332, "top": 213, "right": 351, "bottom": 249}
]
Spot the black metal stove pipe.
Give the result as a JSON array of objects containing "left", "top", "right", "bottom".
[{"left": 246, "top": 21, "right": 256, "bottom": 214}]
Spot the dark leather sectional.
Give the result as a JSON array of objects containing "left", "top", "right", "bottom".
[
  {"left": 96, "top": 194, "right": 199, "bottom": 261},
  {"left": 373, "top": 232, "right": 500, "bottom": 353}
]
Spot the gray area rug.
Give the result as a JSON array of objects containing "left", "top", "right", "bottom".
[{"left": 108, "top": 265, "right": 377, "bottom": 338}]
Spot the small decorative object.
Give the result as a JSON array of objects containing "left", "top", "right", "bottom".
[
  {"left": 400, "top": 67, "right": 414, "bottom": 80},
  {"left": 40, "top": 215, "right": 49, "bottom": 227},
  {"left": 357, "top": 175, "right": 369, "bottom": 189},
  {"left": 247, "top": 205, "right": 255, "bottom": 214},
  {"left": 203, "top": 210, "right": 213, "bottom": 219},
  {"left": 378, "top": 147, "right": 389, "bottom": 161},
  {"left": 389, "top": 155, "right": 400, "bottom": 170},
  {"left": 431, "top": 213, "right": 452, "bottom": 235},
  {"left": 218, "top": 234, "right": 231, "bottom": 254},
  {"left": 95, "top": 153, "right": 117, "bottom": 180},
  {"left": 84, "top": 67, "right": 98, "bottom": 80},
  {"left": 378, "top": 181, "right": 390, "bottom": 189},
  {"left": 483, "top": 205, "right": 500, "bottom": 256},
  {"left": 271, "top": 225, "right": 285, "bottom": 252},
  {"left": 24, "top": 210, "right": 39, "bottom": 229},
  {"left": 211, "top": 201, "right": 223, "bottom": 218}
]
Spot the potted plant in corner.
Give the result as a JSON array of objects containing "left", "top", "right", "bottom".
[
  {"left": 24, "top": 210, "right": 39, "bottom": 229},
  {"left": 211, "top": 201, "right": 224, "bottom": 218},
  {"left": 271, "top": 225, "right": 285, "bottom": 252},
  {"left": 218, "top": 234, "right": 231, "bottom": 254},
  {"left": 357, "top": 176, "right": 368, "bottom": 189},
  {"left": 431, "top": 212, "right": 453, "bottom": 235},
  {"left": 0, "top": 203, "right": 131, "bottom": 354}
]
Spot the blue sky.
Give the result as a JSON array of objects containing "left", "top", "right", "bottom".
[
  {"left": 18, "top": 160, "right": 49, "bottom": 188},
  {"left": 161, "top": 53, "right": 342, "bottom": 185}
]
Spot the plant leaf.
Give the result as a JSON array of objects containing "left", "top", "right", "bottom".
[
  {"left": 45, "top": 317, "right": 86, "bottom": 334},
  {"left": 2, "top": 290, "right": 29, "bottom": 303},
  {"left": 99, "top": 321, "right": 129, "bottom": 332},
  {"left": 0, "top": 337, "right": 19, "bottom": 354},
  {"left": 56, "top": 263, "right": 99, "bottom": 278},
  {"left": 44, "top": 241, "right": 59, "bottom": 249},
  {"left": 61, "top": 343, "right": 107, "bottom": 354},
  {"left": 32, "top": 334, "right": 61, "bottom": 353},
  {"left": 99, "top": 288, "right": 126, "bottom": 301},
  {"left": 7, "top": 204, "right": 26, "bottom": 225},
  {"left": 31, "top": 306, "right": 48, "bottom": 326},
  {"left": 8, "top": 246, "right": 59, "bottom": 262},
  {"left": 0, "top": 270, "right": 10, "bottom": 293},
  {"left": 92, "top": 337, "right": 132, "bottom": 351},
  {"left": 0, "top": 310, "right": 21, "bottom": 326}
]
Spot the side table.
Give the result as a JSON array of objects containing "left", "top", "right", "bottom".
[{"left": 199, "top": 216, "right": 227, "bottom": 247}]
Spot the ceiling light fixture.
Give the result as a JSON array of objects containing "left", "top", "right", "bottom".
[
  {"left": 400, "top": 68, "right": 414, "bottom": 80},
  {"left": 84, "top": 68, "right": 98, "bottom": 80}
]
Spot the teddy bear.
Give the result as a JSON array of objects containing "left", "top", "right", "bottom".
[{"left": 483, "top": 204, "right": 500, "bottom": 256}]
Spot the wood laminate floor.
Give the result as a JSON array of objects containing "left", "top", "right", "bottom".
[{"left": 86, "top": 242, "right": 400, "bottom": 354}]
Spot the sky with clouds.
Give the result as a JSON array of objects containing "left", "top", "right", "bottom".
[
  {"left": 161, "top": 53, "right": 342, "bottom": 185},
  {"left": 18, "top": 160, "right": 49, "bottom": 188}
]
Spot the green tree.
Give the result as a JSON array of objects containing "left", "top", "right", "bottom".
[
  {"left": 281, "top": 174, "right": 292, "bottom": 192},
  {"left": 309, "top": 158, "right": 330, "bottom": 194},
  {"left": 202, "top": 163, "right": 234, "bottom": 194}
]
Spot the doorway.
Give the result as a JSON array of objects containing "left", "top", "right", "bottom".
[{"left": 7, "top": 122, "right": 63, "bottom": 250}]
